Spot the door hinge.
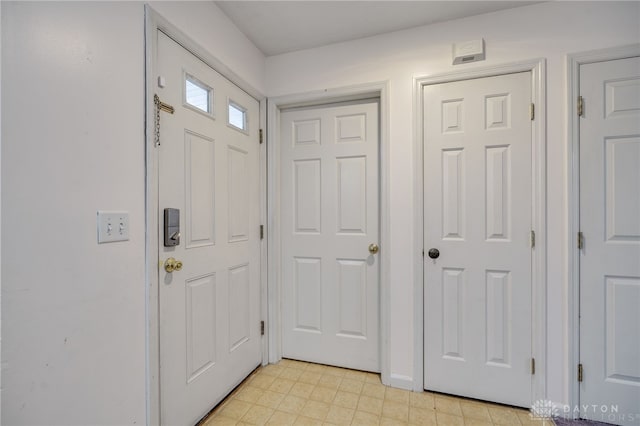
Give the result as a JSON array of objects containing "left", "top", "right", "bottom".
[
  {"left": 578, "top": 231, "right": 584, "bottom": 250},
  {"left": 530, "top": 230, "right": 536, "bottom": 248},
  {"left": 578, "top": 363, "right": 583, "bottom": 382},
  {"left": 530, "top": 103, "right": 535, "bottom": 121},
  {"left": 260, "top": 225, "right": 264, "bottom": 240},
  {"left": 260, "top": 321, "right": 265, "bottom": 336},
  {"left": 259, "top": 128, "right": 264, "bottom": 144},
  {"left": 578, "top": 96, "right": 584, "bottom": 117},
  {"left": 531, "top": 358, "right": 536, "bottom": 375}
]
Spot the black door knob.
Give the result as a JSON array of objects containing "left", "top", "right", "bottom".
[{"left": 428, "top": 248, "right": 440, "bottom": 259}]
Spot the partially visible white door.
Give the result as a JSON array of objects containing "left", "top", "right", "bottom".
[
  {"left": 157, "top": 31, "right": 262, "bottom": 425},
  {"left": 579, "top": 56, "right": 640, "bottom": 426},
  {"left": 280, "top": 100, "right": 380, "bottom": 372},
  {"left": 423, "top": 72, "right": 533, "bottom": 407}
]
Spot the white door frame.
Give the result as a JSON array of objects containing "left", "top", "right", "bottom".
[
  {"left": 413, "top": 59, "right": 547, "bottom": 400},
  {"left": 267, "top": 82, "right": 392, "bottom": 384},
  {"left": 567, "top": 43, "right": 640, "bottom": 417},
  {"left": 144, "top": 6, "right": 268, "bottom": 425}
]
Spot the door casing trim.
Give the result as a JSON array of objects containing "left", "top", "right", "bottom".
[
  {"left": 267, "top": 82, "right": 392, "bottom": 386},
  {"left": 144, "top": 6, "right": 267, "bottom": 425},
  {"left": 414, "top": 58, "right": 547, "bottom": 403},
  {"left": 567, "top": 43, "right": 640, "bottom": 418}
]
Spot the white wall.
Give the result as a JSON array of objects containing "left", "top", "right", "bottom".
[
  {"left": 265, "top": 1, "right": 640, "bottom": 405},
  {"left": 0, "top": 2, "right": 264, "bottom": 425},
  {"left": 0, "top": 1, "right": 3, "bottom": 420},
  {"left": 148, "top": 1, "right": 265, "bottom": 94}
]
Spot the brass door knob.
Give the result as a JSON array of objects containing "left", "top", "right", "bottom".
[
  {"left": 164, "top": 257, "right": 183, "bottom": 273},
  {"left": 368, "top": 243, "right": 379, "bottom": 255}
]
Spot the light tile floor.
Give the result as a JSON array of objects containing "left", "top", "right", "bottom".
[{"left": 201, "top": 359, "right": 554, "bottom": 426}]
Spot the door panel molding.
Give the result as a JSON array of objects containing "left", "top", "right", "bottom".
[
  {"left": 414, "top": 58, "right": 546, "bottom": 401},
  {"left": 144, "top": 6, "right": 267, "bottom": 425},
  {"left": 267, "top": 81, "right": 391, "bottom": 386},
  {"left": 567, "top": 44, "right": 640, "bottom": 419}
]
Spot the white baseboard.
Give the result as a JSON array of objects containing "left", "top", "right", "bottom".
[{"left": 383, "top": 374, "right": 414, "bottom": 391}]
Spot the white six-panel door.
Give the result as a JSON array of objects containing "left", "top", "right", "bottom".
[
  {"left": 280, "top": 100, "right": 380, "bottom": 372},
  {"left": 423, "top": 72, "right": 533, "bottom": 407},
  {"left": 579, "top": 56, "right": 640, "bottom": 425},
  {"left": 157, "top": 31, "right": 262, "bottom": 425}
]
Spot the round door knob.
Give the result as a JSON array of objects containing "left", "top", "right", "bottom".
[
  {"left": 368, "top": 243, "right": 379, "bottom": 255},
  {"left": 164, "top": 257, "right": 183, "bottom": 273},
  {"left": 428, "top": 248, "right": 440, "bottom": 259}
]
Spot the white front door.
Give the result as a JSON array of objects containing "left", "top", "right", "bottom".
[
  {"left": 280, "top": 100, "right": 380, "bottom": 372},
  {"left": 157, "top": 31, "right": 262, "bottom": 425},
  {"left": 579, "top": 56, "right": 640, "bottom": 426},
  {"left": 423, "top": 72, "right": 533, "bottom": 407}
]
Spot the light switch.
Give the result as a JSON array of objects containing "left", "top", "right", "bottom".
[{"left": 97, "top": 211, "right": 129, "bottom": 243}]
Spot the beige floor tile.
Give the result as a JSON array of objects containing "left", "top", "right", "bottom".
[
  {"left": 463, "top": 418, "right": 494, "bottom": 426},
  {"left": 460, "top": 402, "right": 492, "bottom": 421},
  {"left": 201, "top": 360, "right": 547, "bottom": 426},
  {"left": 379, "top": 417, "right": 408, "bottom": 426},
  {"left": 381, "top": 400, "right": 409, "bottom": 422},
  {"left": 323, "top": 366, "right": 347, "bottom": 377},
  {"left": 281, "top": 359, "right": 308, "bottom": 370},
  {"left": 487, "top": 406, "right": 522, "bottom": 425},
  {"left": 343, "top": 369, "right": 367, "bottom": 381},
  {"left": 299, "top": 370, "right": 323, "bottom": 385},
  {"left": 256, "top": 390, "right": 286, "bottom": 409},
  {"left": 266, "top": 410, "right": 297, "bottom": 426},
  {"left": 361, "top": 383, "right": 386, "bottom": 400},
  {"left": 305, "top": 363, "right": 327, "bottom": 374},
  {"left": 241, "top": 405, "right": 274, "bottom": 425},
  {"left": 303, "top": 400, "right": 331, "bottom": 421},
  {"left": 409, "top": 406, "right": 437, "bottom": 425},
  {"left": 365, "top": 373, "right": 382, "bottom": 384},
  {"left": 409, "top": 392, "right": 434, "bottom": 409},
  {"left": 333, "top": 391, "right": 360, "bottom": 409},
  {"left": 293, "top": 416, "right": 324, "bottom": 426},
  {"left": 269, "top": 378, "right": 296, "bottom": 395},
  {"left": 278, "top": 395, "right": 308, "bottom": 415},
  {"left": 260, "top": 364, "right": 285, "bottom": 377},
  {"left": 384, "top": 387, "right": 410, "bottom": 404},
  {"left": 434, "top": 396, "right": 463, "bottom": 416},
  {"left": 325, "top": 406, "right": 355, "bottom": 425},
  {"left": 289, "top": 382, "right": 316, "bottom": 399},
  {"left": 352, "top": 410, "right": 381, "bottom": 425},
  {"left": 250, "top": 375, "right": 277, "bottom": 390},
  {"left": 280, "top": 367, "right": 304, "bottom": 381},
  {"left": 234, "top": 386, "right": 266, "bottom": 404},
  {"left": 219, "top": 400, "right": 253, "bottom": 420},
  {"left": 318, "top": 374, "right": 342, "bottom": 390},
  {"left": 518, "top": 411, "right": 555, "bottom": 426},
  {"left": 435, "top": 412, "right": 464, "bottom": 426},
  {"left": 310, "top": 386, "right": 338, "bottom": 404},
  {"left": 338, "top": 378, "right": 364, "bottom": 394},
  {"left": 516, "top": 411, "right": 533, "bottom": 423},
  {"left": 357, "top": 395, "right": 384, "bottom": 415},
  {"left": 205, "top": 415, "right": 238, "bottom": 426}
]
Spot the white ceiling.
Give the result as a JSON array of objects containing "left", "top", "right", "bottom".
[{"left": 215, "top": 1, "right": 540, "bottom": 56}]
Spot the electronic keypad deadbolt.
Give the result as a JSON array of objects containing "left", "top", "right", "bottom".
[{"left": 164, "top": 208, "right": 180, "bottom": 247}]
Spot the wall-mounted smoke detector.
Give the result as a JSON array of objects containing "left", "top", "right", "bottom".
[{"left": 452, "top": 39, "right": 485, "bottom": 65}]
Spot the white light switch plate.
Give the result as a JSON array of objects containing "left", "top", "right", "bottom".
[{"left": 97, "top": 211, "right": 129, "bottom": 243}]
